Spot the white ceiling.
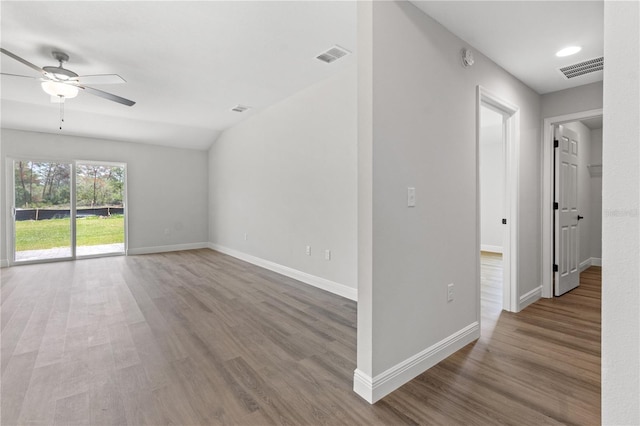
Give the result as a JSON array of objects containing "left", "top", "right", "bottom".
[
  {"left": 2, "top": 1, "right": 604, "bottom": 150},
  {"left": 410, "top": 1, "right": 604, "bottom": 94},
  {"left": 1, "top": 1, "right": 356, "bottom": 150}
]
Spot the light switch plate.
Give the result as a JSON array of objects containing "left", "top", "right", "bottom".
[{"left": 407, "top": 187, "right": 416, "bottom": 207}]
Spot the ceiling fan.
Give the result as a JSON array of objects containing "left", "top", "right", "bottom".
[{"left": 0, "top": 48, "right": 135, "bottom": 106}]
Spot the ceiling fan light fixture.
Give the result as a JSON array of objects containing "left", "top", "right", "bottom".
[
  {"left": 41, "top": 80, "right": 78, "bottom": 99},
  {"left": 556, "top": 46, "right": 582, "bottom": 57}
]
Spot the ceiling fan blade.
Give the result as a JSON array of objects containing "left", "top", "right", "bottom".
[
  {"left": 78, "top": 85, "right": 135, "bottom": 107},
  {"left": 76, "top": 74, "right": 126, "bottom": 85},
  {"left": 0, "top": 48, "right": 45, "bottom": 74},
  {"left": 0, "top": 72, "right": 38, "bottom": 79}
]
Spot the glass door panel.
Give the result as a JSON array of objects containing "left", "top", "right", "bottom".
[
  {"left": 75, "top": 163, "right": 126, "bottom": 257},
  {"left": 13, "top": 160, "right": 72, "bottom": 262}
]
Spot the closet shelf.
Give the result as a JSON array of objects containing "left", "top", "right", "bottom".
[{"left": 587, "top": 164, "right": 602, "bottom": 177}]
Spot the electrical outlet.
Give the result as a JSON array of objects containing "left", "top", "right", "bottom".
[
  {"left": 244, "top": 233, "right": 248, "bottom": 241},
  {"left": 306, "top": 245, "right": 311, "bottom": 256},
  {"left": 325, "top": 249, "right": 331, "bottom": 260},
  {"left": 447, "top": 283, "right": 454, "bottom": 302}
]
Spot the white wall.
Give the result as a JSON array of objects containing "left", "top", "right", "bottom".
[
  {"left": 562, "top": 121, "right": 592, "bottom": 267},
  {"left": 208, "top": 67, "right": 357, "bottom": 298},
  {"left": 1, "top": 129, "right": 209, "bottom": 264},
  {"left": 541, "top": 81, "right": 603, "bottom": 118},
  {"left": 480, "top": 107, "right": 504, "bottom": 253},
  {"left": 356, "top": 0, "right": 542, "bottom": 402},
  {"left": 589, "top": 128, "right": 602, "bottom": 261},
  {"left": 602, "top": 1, "right": 639, "bottom": 423}
]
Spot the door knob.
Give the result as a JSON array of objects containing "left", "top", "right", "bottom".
[{"left": 577, "top": 215, "right": 584, "bottom": 220}]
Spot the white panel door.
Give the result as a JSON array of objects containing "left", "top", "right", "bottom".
[{"left": 554, "top": 125, "right": 581, "bottom": 296}]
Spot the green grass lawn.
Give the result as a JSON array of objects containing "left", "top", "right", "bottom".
[{"left": 16, "top": 215, "right": 124, "bottom": 251}]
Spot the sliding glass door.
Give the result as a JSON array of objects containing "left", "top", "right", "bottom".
[
  {"left": 13, "top": 161, "right": 73, "bottom": 262},
  {"left": 11, "top": 159, "right": 127, "bottom": 264},
  {"left": 76, "top": 163, "right": 126, "bottom": 257}
]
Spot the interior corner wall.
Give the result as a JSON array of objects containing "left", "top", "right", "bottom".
[
  {"left": 208, "top": 67, "right": 358, "bottom": 295},
  {"left": 357, "top": 0, "right": 542, "bottom": 400},
  {"left": 602, "top": 0, "right": 640, "bottom": 423},
  {"left": 561, "top": 121, "right": 592, "bottom": 267},
  {"left": 541, "top": 81, "right": 603, "bottom": 118},
  {"left": 0, "top": 129, "right": 209, "bottom": 263}
]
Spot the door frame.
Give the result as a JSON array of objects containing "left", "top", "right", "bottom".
[
  {"left": 6, "top": 157, "right": 128, "bottom": 266},
  {"left": 541, "top": 108, "right": 603, "bottom": 298},
  {"left": 477, "top": 86, "right": 520, "bottom": 313}
]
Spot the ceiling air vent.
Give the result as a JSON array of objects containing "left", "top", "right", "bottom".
[
  {"left": 558, "top": 57, "right": 604, "bottom": 79},
  {"left": 316, "top": 45, "right": 350, "bottom": 64},
  {"left": 231, "top": 105, "right": 250, "bottom": 113}
]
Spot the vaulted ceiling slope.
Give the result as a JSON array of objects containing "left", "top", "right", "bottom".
[
  {"left": 0, "top": 1, "right": 356, "bottom": 150},
  {"left": 410, "top": 1, "right": 604, "bottom": 95}
]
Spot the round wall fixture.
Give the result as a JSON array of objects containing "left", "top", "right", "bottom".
[{"left": 462, "top": 48, "right": 474, "bottom": 68}]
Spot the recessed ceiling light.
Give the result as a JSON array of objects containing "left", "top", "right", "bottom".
[{"left": 556, "top": 46, "right": 582, "bottom": 57}]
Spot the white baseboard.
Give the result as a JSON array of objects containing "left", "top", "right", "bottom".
[
  {"left": 519, "top": 285, "right": 542, "bottom": 310},
  {"left": 578, "top": 257, "right": 602, "bottom": 272},
  {"left": 208, "top": 243, "right": 357, "bottom": 301},
  {"left": 0, "top": 259, "right": 8, "bottom": 268},
  {"left": 480, "top": 244, "right": 503, "bottom": 254},
  {"left": 353, "top": 369, "right": 374, "bottom": 403},
  {"left": 579, "top": 258, "right": 592, "bottom": 272},
  {"left": 127, "top": 242, "right": 209, "bottom": 256},
  {"left": 353, "top": 321, "right": 480, "bottom": 403}
]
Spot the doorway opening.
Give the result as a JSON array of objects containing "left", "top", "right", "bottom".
[
  {"left": 477, "top": 86, "right": 519, "bottom": 313},
  {"left": 479, "top": 105, "right": 505, "bottom": 316},
  {"left": 10, "top": 158, "right": 127, "bottom": 265},
  {"left": 542, "top": 109, "right": 603, "bottom": 297}
]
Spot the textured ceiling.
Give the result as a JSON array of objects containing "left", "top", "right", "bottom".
[{"left": 1, "top": 1, "right": 356, "bottom": 150}]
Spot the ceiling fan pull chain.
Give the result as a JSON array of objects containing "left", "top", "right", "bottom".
[{"left": 59, "top": 96, "right": 65, "bottom": 130}]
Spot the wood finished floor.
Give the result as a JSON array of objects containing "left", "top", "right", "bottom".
[{"left": 1, "top": 250, "right": 600, "bottom": 425}]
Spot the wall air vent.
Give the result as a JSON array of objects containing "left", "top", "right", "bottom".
[
  {"left": 316, "top": 45, "right": 350, "bottom": 64},
  {"left": 231, "top": 105, "right": 250, "bottom": 113},
  {"left": 558, "top": 57, "right": 604, "bottom": 79}
]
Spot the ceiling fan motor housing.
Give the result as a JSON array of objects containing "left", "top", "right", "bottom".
[
  {"left": 43, "top": 65, "right": 78, "bottom": 80},
  {"left": 44, "top": 51, "right": 78, "bottom": 80}
]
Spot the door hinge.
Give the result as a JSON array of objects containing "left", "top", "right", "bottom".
[
  {"left": 553, "top": 264, "right": 559, "bottom": 272},
  {"left": 554, "top": 202, "right": 559, "bottom": 210},
  {"left": 502, "top": 218, "right": 507, "bottom": 225},
  {"left": 554, "top": 139, "right": 559, "bottom": 148}
]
